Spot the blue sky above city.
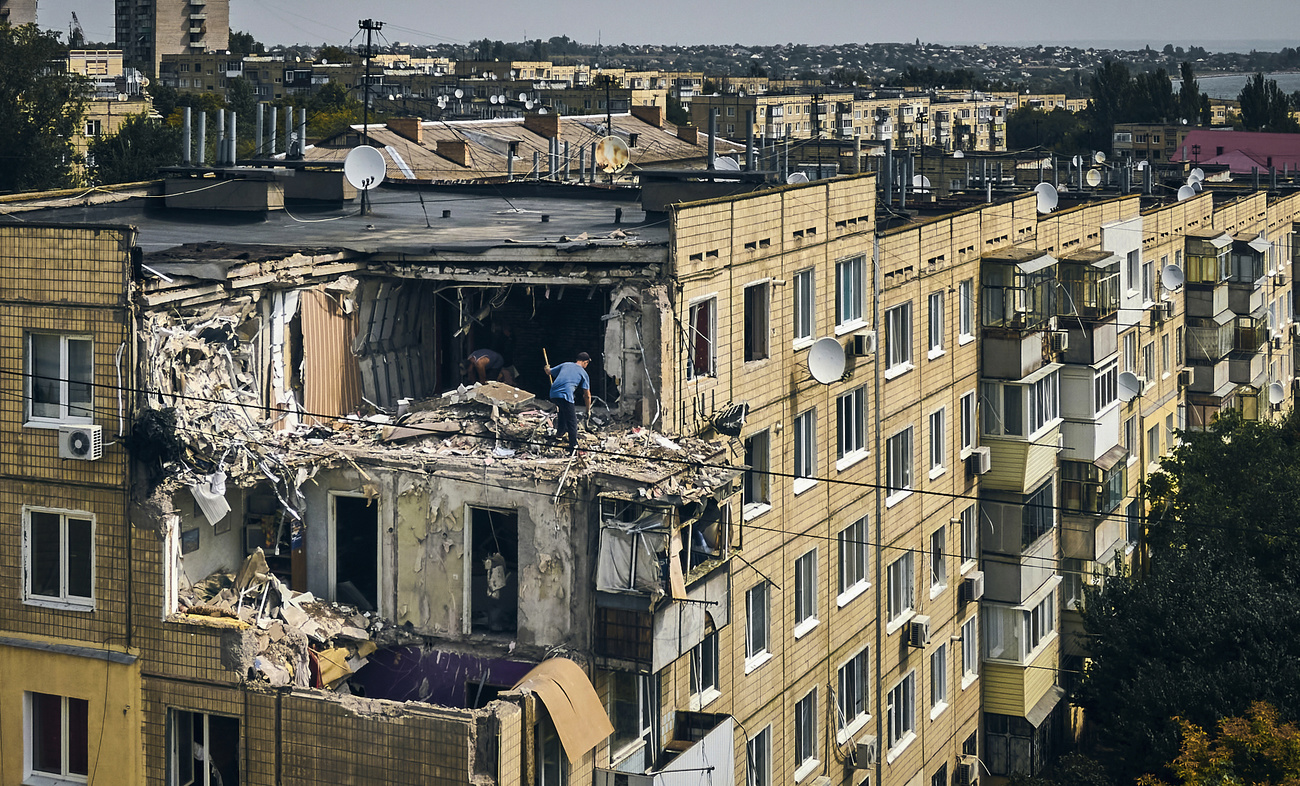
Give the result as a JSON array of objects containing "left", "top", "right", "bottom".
[{"left": 41, "top": 0, "right": 1300, "bottom": 51}]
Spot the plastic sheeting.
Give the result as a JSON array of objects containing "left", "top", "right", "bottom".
[{"left": 595, "top": 516, "right": 666, "bottom": 596}]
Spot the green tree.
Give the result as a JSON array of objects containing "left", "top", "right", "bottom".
[
  {"left": 1076, "top": 411, "right": 1300, "bottom": 784},
  {"left": 87, "top": 113, "right": 180, "bottom": 184},
  {"left": 1006, "top": 106, "right": 1090, "bottom": 153},
  {"left": 225, "top": 76, "right": 256, "bottom": 122},
  {"left": 1238, "top": 72, "right": 1299, "bottom": 132},
  {"left": 0, "top": 23, "right": 88, "bottom": 192},
  {"left": 1177, "top": 62, "right": 1203, "bottom": 124},
  {"left": 315, "top": 45, "right": 352, "bottom": 64},
  {"left": 228, "top": 30, "right": 264, "bottom": 56},
  {"left": 1138, "top": 703, "right": 1300, "bottom": 786},
  {"left": 665, "top": 92, "right": 689, "bottom": 126}
]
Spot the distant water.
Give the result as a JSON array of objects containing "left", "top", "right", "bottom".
[{"left": 1173, "top": 72, "right": 1300, "bottom": 100}]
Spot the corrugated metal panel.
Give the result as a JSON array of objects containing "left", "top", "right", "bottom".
[
  {"left": 981, "top": 661, "right": 1027, "bottom": 715},
  {"left": 301, "top": 289, "right": 362, "bottom": 423}
]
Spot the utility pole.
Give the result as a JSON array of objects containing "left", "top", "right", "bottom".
[
  {"left": 359, "top": 19, "right": 384, "bottom": 146},
  {"left": 812, "top": 91, "right": 822, "bottom": 179}
]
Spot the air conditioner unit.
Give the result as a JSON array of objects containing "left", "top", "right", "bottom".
[
  {"left": 1293, "top": 323, "right": 1300, "bottom": 339},
  {"left": 1276, "top": 273, "right": 1287, "bottom": 286},
  {"left": 1158, "top": 299, "right": 1175, "bottom": 319},
  {"left": 58, "top": 424, "right": 103, "bottom": 461},
  {"left": 966, "top": 446, "right": 992, "bottom": 476},
  {"left": 810, "top": 777, "right": 833, "bottom": 786},
  {"left": 853, "top": 736, "right": 879, "bottom": 769},
  {"left": 1178, "top": 368, "right": 1192, "bottom": 387},
  {"left": 907, "top": 615, "right": 932, "bottom": 648},
  {"left": 1274, "top": 337, "right": 1284, "bottom": 351},
  {"left": 956, "top": 754, "right": 979, "bottom": 786},
  {"left": 960, "top": 571, "right": 985, "bottom": 604},
  {"left": 1049, "top": 330, "right": 1069, "bottom": 353},
  {"left": 851, "top": 330, "right": 878, "bottom": 357}
]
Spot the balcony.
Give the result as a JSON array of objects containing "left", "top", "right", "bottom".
[
  {"left": 593, "top": 713, "right": 734, "bottom": 786},
  {"left": 1058, "top": 250, "right": 1120, "bottom": 323}
]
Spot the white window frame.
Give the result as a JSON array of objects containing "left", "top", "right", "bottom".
[
  {"left": 958, "top": 278, "right": 975, "bottom": 343},
  {"left": 793, "top": 689, "right": 820, "bottom": 781},
  {"left": 930, "top": 643, "right": 949, "bottom": 718},
  {"left": 835, "top": 256, "right": 867, "bottom": 332},
  {"left": 886, "top": 551, "right": 915, "bottom": 630},
  {"left": 743, "top": 280, "right": 771, "bottom": 363},
  {"left": 959, "top": 505, "right": 977, "bottom": 572},
  {"left": 686, "top": 296, "right": 717, "bottom": 380},
  {"left": 793, "top": 549, "right": 819, "bottom": 638},
  {"left": 747, "top": 726, "right": 772, "bottom": 786},
  {"left": 884, "top": 301, "right": 914, "bottom": 378},
  {"left": 1126, "top": 249, "right": 1140, "bottom": 295},
  {"left": 25, "top": 692, "right": 89, "bottom": 784},
  {"left": 960, "top": 614, "right": 979, "bottom": 688},
  {"left": 886, "top": 671, "right": 916, "bottom": 759},
  {"left": 1094, "top": 361, "right": 1118, "bottom": 414},
  {"left": 929, "top": 525, "right": 947, "bottom": 596},
  {"left": 928, "top": 291, "right": 945, "bottom": 358},
  {"left": 886, "top": 427, "right": 914, "bottom": 506},
  {"left": 959, "top": 390, "right": 976, "bottom": 457},
  {"left": 793, "top": 409, "right": 817, "bottom": 495},
  {"left": 836, "top": 386, "right": 868, "bottom": 469},
  {"left": 745, "top": 582, "right": 772, "bottom": 673},
  {"left": 742, "top": 430, "right": 772, "bottom": 520},
  {"left": 793, "top": 268, "right": 815, "bottom": 347},
  {"left": 928, "top": 408, "right": 946, "bottom": 479},
  {"left": 837, "top": 516, "right": 870, "bottom": 606},
  {"left": 25, "top": 333, "right": 94, "bottom": 427},
  {"left": 22, "top": 506, "right": 95, "bottom": 611},
  {"left": 836, "top": 647, "right": 871, "bottom": 742},
  {"left": 689, "top": 631, "right": 721, "bottom": 709}
]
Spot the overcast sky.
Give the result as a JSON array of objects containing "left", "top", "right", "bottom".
[{"left": 44, "top": 0, "right": 1300, "bottom": 52}]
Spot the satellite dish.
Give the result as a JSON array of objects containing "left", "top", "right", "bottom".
[
  {"left": 454, "top": 88, "right": 464, "bottom": 98},
  {"left": 786, "top": 172, "right": 809, "bottom": 184},
  {"left": 713, "top": 156, "right": 741, "bottom": 171},
  {"left": 1191, "top": 179, "right": 1204, "bottom": 192},
  {"left": 525, "top": 100, "right": 534, "bottom": 110},
  {"left": 1093, "top": 150, "right": 1106, "bottom": 164},
  {"left": 519, "top": 92, "right": 528, "bottom": 101},
  {"left": 510, "top": 69, "right": 517, "bottom": 78},
  {"left": 343, "top": 146, "right": 385, "bottom": 191},
  {"left": 1269, "top": 382, "right": 1286, "bottom": 406},
  {"left": 1190, "top": 167, "right": 1205, "bottom": 181},
  {"left": 1086, "top": 168, "right": 1102, "bottom": 187},
  {"left": 594, "top": 136, "right": 631, "bottom": 174},
  {"left": 1187, "top": 170, "right": 1203, "bottom": 185},
  {"left": 953, "top": 150, "right": 964, "bottom": 158},
  {"left": 912, "top": 174, "right": 931, "bottom": 191},
  {"left": 1161, "top": 264, "right": 1185, "bottom": 291},
  {"left": 1034, "top": 182, "right": 1058, "bottom": 214},
  {"left": 1072, "top": 154, "right": 1082, "bottom": 168},
  {"left": 1136, "top": 160, "right": 1148, "bottom": 170},
  {"left": 1117, "top": 371, "right": 1142, "bottom": 403},
  {"left": 1177, "top": 185, "right": 1196, "bottom": 201},
  {"left": 808, "top": 337, "right": 846, "bottom": 384}
]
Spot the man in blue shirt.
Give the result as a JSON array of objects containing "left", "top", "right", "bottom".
[{"left": 545, "top": 352, "right": 592, "bottom": 454}]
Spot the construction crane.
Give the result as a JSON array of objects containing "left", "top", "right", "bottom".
[{"left": 69, "top": 11, "right": 84, "bottom": 47}]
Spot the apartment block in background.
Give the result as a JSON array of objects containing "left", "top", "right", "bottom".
[{"left": 116, "top": 0, "right": 229, "bottom": 77}]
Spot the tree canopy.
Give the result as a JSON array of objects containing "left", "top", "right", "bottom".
[
  {"left": 1138, "top": 703, "right": 1300, "bottom": 786},
  {"left": 0, "top": 23, "right": 87, "bottom": 193},
  {"left": 88, "top": 113, "right": 180, "bottom": 184},
  {"left": 1238, "top": 72, "right": 1300, "bottom": 132},
  {"left": 1075, "top": 411, "right": 1300, "bottom": 784}
]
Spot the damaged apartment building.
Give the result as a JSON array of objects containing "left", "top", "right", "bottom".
[{"left": 3, "top": 167, "right": 1298, "bottom": 786}]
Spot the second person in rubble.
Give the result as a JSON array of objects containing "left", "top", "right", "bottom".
[{"left": 545, "top": 352, "right": 592, "bottom": 454}]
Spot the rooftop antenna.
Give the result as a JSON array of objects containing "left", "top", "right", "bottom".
[
  {"left": 344, "top": 145, "right": 385, "bottom": 216},
  {"left": 359, "top": 19, "right": 384, "bottom": 146},
  {"left": 1269, "top": 382, "right": 1286, "bottom": 407},
  {"left": 69, "top": 11, "right": 84, "bottom": 47},
  {"left": 1086, "top": 168, "right": 1102, "bottom": 188}
]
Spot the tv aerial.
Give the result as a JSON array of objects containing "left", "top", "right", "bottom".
[
  {"left": 808, "top": 337, "right": 847, "bottom": 384},
  {"left": 1034, "top": 182, "right": 1058, "bottom": 214},
  {"left": 1117, "top": 371, "right": 1142, "bottom": 403},
  {"left": 595, "top": 136, "right": 630, "bottom": 174}
]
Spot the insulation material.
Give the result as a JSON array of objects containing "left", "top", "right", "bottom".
[
  {"left": 594, "top": 516, "right": 666, "bottom": 595},
  {"left": 512, "top": 658, "right": 614, "bottom": 763},
  {"left": 269, "top": 290, "right": 302, "bottom": 431},
  {"left": 301, "top": 287, "right": 364, "bottom": 423},
  {"left": 189, "top": 470, "right": 230, "bottom": 525}
]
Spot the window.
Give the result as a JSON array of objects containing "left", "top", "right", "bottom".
[
  {"left": 794, "top": 550, "right": 818, "bottom": 635},
  {"left": 887, "top": 552, "right": 915, "bottom": 623},
  {"left": 743, "top": 431, "right": 771, "bottom": 516},
  {"left": 690, "top": 632, "right": 720, "bottom": 707},
  {"left": 1124, "top": 416, "right": 1137, "bottom": 460},
  {"left": 1147, "top": 425, "right": 1160, "bottom": 464},
  {"left": 929, "top": 526, "right": 947, "bottom": 591},
  {"left": 747, "top": 726, "right": 772, "bottom": 786},
  {"left": 838, "top": 517, "right": 869, "bottom": 602},
  {"left": 1026, "top": 371, "right": 1061, "bottom": 435},
  {"left": 1126, "top": 250, "right": 1140, "bottom": 293},
  {"left": 1063, "top": 558, "right": 1084, "bottom": 610},
  {"left": 1161, "top": 334, "right": 1170, "bottom": 375},
  {"left": 1142, "top": 343, "right": 1154, "bottom": 384},
  {"left": 1023, "top": 481, "right": 1055, "bottom": 547},
  {"left": 837, "top": 387, "right": 867, "bottom": 463},
  {"left": 931, "top": 764, "right": 949, "bottom": 786},
  {"left": 1094, "top": 362, "right": 1118, "bottom": 413},
  {"left": 961, "top": 615, "right": 979, "bottom": 683},
  {"left": 886, "top": 427, "right": 913, "bottom": 504},
  {"left": 928, "top": 291, "right": 945, "bottom": 356},
  {"left": 1166, "top": 413, "right": 1176, "bottom": 449},
  {"left": 793, "top": 268, "right": 814, "bottom": 343},
  {"left": 837, "top": 649, "right": 871, "bottom": 738},
  {"left": 744, "top": 282, "right": 770, "bottom": 361},
  {"left": 794, "top": 690, "right": 819, "bottom": 776},
  {"left": 1142, "top": 259, "right": 1154, "bottom": 303},
  {"left": 930, "top": 643, "right": 949, "bottom": 714},
  {"left": 959, "top": 505, "right": 977, "bottom": 567},
  {"left": 1024, "top": 589, "right": 1055, "bottom": 657},
  {"left": 167, "top": 709, "right": 239, "bottom": 786},
  {"left": 793, "top": 409, "right": 817, "bottom": 492},
  {"left": 687, "top": 298, "right": 716, "bottom": 379},
  {"left": 959, "top": 278, "right": 975, "bottom": 340},
  {"left": 982, "top": 372, "right": 1060, "bottom": 438},
  {"left": 1123, "top": 331, "right": 1137, "bottom": 374},
  {"left": 745, "top": 582, "right": 771, "bottom": 670},
  {"left": 836, "top": 256, "right": 866, "bottom": 327},
  {"left": 928, "top": 409, "right": 945, "bottom": 476},
  {"left": 609, "top": 672, "right": 656, "bottom": 762},
  {"left": 26, "top": 692, "right": 88, "bottom": 782},
  {"left": 885, "top": 302, "right": 913, "bottom": 374},
  {"left": 23, "top": 507, "right": 94, "bottom": 609},
  {"left": 960, "top": 390, "right": 976, "bottom": 455},
  {"left": 84, "top": 119, "right": 102, "bottom": 136},
  {"left": 1127, "top": 500, "right": 1142, "bottom": 544},
  {"left": 26, "top": 333, "right": 93, "bottom": 424},
  {"left": 887, "top": 672, "right": 916, "bottom": 751}
]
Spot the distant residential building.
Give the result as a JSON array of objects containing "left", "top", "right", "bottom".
[
  {"left": 66, "top": 50, "right": 153, "bottom": 169},
  {"left": 1168, "top": 128, "right": 1300, "bottom": 173},
  {"left": 1111, "top": 123, "right": 1193, "bottom": 164},
  {"left": 0, "top": 0, "right": 36, "bottom": 25},
  {"left": 116, "top": 0, "right": 229, "bottom": 78}
]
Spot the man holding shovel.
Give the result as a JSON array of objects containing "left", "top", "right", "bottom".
[{"left": 544, "top": 351, "right": 592, "bottom": 454}]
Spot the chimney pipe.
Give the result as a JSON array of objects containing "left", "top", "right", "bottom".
[
  {"left": 707, "top": 109, "right": 717, "bottom": 170},
  {"left": 255, "top": 103, "right": 264, "bottom": 158},
  {"left": 182, "top": 106, "right": 192, "bottom": 165},
  {"left": 746, "top": 109, "right": 755, "bottom": 170},
  {"left": 298, "top": 109, "right": 307, "bottom": 159},
  {"left": 197, "top": 111, "right": 207, "bottom": 166},
  {"left": 269, "top": 105, "right": 278, "bottom": 155},
  {"left": 216, "top": 108, "right": 226, "bottom": 165},
  {"left": 228, "top": 110, "right": 237, "bottom": 165}
]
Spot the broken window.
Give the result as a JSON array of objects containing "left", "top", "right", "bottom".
[
  {"left": 332, "top": 494, "right": 378, "bottom": 612},
  {"left": 743, "top": 282, "right": 770, "bottom": 361},
  {"left": 467, "top": 507, "right": 518, "bottom": 634},
  {"left": 677, "top": 497, "right": 728, "bottom": 577},
  {"left": 742, "top": 430, "right": 771, "bottom": 516},
  {"left": 595, "top": 505, "right": 667, "bottom": 596},
  {"left": 687, "top": 298, "right": 716, "bottom": 379},
  {"left": 167, "top": 709, "right": 240, "bottom": 786}
]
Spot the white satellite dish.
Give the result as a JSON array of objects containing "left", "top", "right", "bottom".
[
  {"left": 1190, "top": 167, "right": 1205, "bottom": 181},
  {"left": 1187, "top": 170, "right": 1203, "bottom": 185},
  {"left": 538, "top": 107, "right": 548, "bottom": 115},
  {"left": 1160, "top": 264, "right": 1185, "bottom": 291},
  {"left": 912, "top": 174, "right": 931, "bottom": 191},
  {"left": 808, "top": 337, "right": 846, "bottom": 384},
  {"left": 1086, "top": 168, "right": 1102, "bottom": 187},
  {"left": 525, "top": 100, "right": 534, "bottom": 110},
  {"left": 953, "top": 150, "right": 964, "bottom": 158},
  {"left": 1072, "top": 154, "right": 1082, "bottom": 168},
  {"left": 1117, "top": 371, "right": 1142, "bottom": 402},
  {"left": 786, "top": 172, "right": 809, "bottom": 184},
  {"left": 519, "top": 92, "right": 528, "bottom": 101},
  {"left": 1034, "top": 182, "right": 1058, "bottom": 214},
  {"left": 454, "top": 88, "right": 464, "bottom": 98},
  {"left": 343, "top": 146, "right": 385, "bottom": 191},
  {"left": 1191, "top": 179, "right": 1204, "bottom": 192},
  {"left": 713, "top": 156, "right": 741, "bottom": 171},
  {"left": 1093, "top": 150, "right": 1106, "bottom": 164},
  {"left": 1269, "top": 382, "right": 1286, "bottom": 406},
  {"left": 1177, "top": 185, "right": 1196, "bottom": 201},
  {"left": 595, "top": 136, "right": 631, "bottom": 173}
]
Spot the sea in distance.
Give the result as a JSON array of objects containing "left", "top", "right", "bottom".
[{"left": 1173, "top": 72, "right": 1300, "bottom": 100}]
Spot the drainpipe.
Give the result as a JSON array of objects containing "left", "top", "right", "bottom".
[{"left": 871, "top": 230, "right": 885, "bottom": 786}]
